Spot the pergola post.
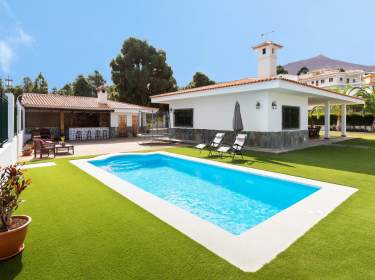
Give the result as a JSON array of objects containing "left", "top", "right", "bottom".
[
  {"left": 341, "top": 104, "right": 347, "bottom": 137},
  {"left": 324, "top": 101, "right": 330, "bottom": 139},
  {"left": 60, "top": 111, "right": 65, "bottom": 136}
]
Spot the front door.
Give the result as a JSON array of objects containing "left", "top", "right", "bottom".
[
  {"left": 118, "top": 114, "right": 127, "bottom": 137},
  {"left": 132, "top": 114, "right": 139, "bottom": 137}
]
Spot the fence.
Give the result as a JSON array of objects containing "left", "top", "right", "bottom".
[{"left": 0, "top": 94, "right": 8, "bottom": 147}]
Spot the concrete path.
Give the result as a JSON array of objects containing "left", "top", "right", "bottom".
[{"left": 20, "top": 137, "right": 177, "bottom": 162}]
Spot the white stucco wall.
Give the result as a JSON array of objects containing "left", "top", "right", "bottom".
[
  {"left": 0, "top": 136, "right": 19, "bottom": 167},
  {"left": 168, "top": 90, "right": 308, "bottom": 132}
]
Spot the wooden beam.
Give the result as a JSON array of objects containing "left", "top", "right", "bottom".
[{"left": 60, "top": 111, "right": 65, "bottom": 135}]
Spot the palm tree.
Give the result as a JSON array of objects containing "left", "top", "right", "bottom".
[{"left": 351, "top": 86, "right": 375, "bottom": 130}]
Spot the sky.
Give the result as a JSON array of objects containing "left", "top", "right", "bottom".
[{"left": 0, "top": 0, "right": 375, "bottom": 89}]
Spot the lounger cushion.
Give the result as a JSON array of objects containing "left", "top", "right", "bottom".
[
  {"left": 195, "top": 144, "right": 207, "bottom": 149},
  {"left": 217, "top": 146, "right": 231, "bottom": 153}
]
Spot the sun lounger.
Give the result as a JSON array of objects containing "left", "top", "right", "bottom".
[
  {"left": 217, "top": 134, "right": 247, "bottom": 159},
  {"left": 195, "top": 133, "right": 225, "bottom": 155}
]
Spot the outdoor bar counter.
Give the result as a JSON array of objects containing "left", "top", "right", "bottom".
[{"left": 68, "top": 127, "right": 109, "bottom": 141}]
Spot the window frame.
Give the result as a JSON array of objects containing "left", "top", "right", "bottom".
[
  {"left": 173, "top": 109, "right": 194, "bottom": 128},
  {"left": 282, "top": 105, "right": 300, "bottom": 130}
]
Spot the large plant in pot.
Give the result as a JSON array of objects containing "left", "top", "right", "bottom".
[{"left": 0, "top": 165, "right": 32, "bottom": 260}]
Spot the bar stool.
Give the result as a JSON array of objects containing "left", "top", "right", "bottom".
[
  {"left": 76, "top": 130, "right": 82, "bottom": 141},
  {"left": 102, "top": 130, "right": 108, "bottom": 139},
  {"left": 95, "top": 130, "right": 101, "bottom": 140},
  {"left": 86, "top": 130, "right": 92, "bottom": 140}
]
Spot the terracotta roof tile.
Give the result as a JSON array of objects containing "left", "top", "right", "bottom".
[
  {"left": 21, "top": 93, "right": 157, "bottom": 111},
  {"left": 151, "top": 77, "right": 363, "bottom": 101}
]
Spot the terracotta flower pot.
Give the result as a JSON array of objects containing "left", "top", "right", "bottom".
[
  {"left": 22, "top": 150, "right": 32, "bottom": 156},
  {"left": 0, "top": 215, "right": 32, "bottom": 260}
]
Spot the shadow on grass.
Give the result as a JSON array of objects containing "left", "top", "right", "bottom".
[
  {"left": 0, "top": 253, "right": 23, "bottom": 280},
  {"left": 170, "top": 144, "right": 375, "bottom": 176}
]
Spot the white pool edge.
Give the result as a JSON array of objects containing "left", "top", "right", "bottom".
[{"left": 70, "top": 151, "right": 357, "bottom": 272}]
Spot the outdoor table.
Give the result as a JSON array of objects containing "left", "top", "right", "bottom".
[{"left": 55, "top": 144, "right": 74, "bottom": 155}]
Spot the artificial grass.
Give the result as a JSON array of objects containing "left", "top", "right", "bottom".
[
  {"left": 337, "top": 138, "right": 375, "bottom": 148},
  {"left": 1, "top": 145, "right": 375, "bottom": 279}
]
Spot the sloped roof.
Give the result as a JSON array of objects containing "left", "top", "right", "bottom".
[
  {"left": 21, "top": 93, "right": 157, "bottom": 111},
  {"left": 150, "top": 76, "right": 364, "bottom": 103}
]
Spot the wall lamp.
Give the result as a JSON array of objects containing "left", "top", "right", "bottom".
[{"left": 272, "top": 101, "right": 277, "bottom": 110}]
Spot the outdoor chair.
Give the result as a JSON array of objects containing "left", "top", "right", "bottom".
[
  {"left": 76, "top": 130, "right": 82, "bottom": 141},
  {"left": 86, "top": 130, "right": 92, "bottom": 140},
  {"left": 33, "top": 138, "right": 56, "bottom": 159},
  {"left": 95, "top": 130, "right": 101, "bottom": 140},
  {"left": 195, "top": 133, "right": 225, "bottom": 155},
  {"left": 216, "top": 134, "right": 247, "bottom": 159}
]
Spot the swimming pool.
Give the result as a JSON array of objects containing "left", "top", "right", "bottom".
[
  {"left": 90, "top": 153, "right": 319, "bottom": 235},
  {"left": 72, "top": 152, "right": 356, "bottom": 272}
]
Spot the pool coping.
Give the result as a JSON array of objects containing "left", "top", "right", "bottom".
[{"left": 70, "top": 151, "right": 357, "bottom": 272}]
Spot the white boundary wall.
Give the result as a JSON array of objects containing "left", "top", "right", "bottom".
[{"left": 0, "top": 93, "right": 24, "bottom": 167}]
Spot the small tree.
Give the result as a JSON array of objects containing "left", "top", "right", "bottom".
[
  {"left": 185, "top": 72, "right": 215, "bottom": 89},
  {"left": 88, "top": 70, "right": 106, "bottom": 95},
  {"left": 32, "top": 72, "right": 48, "bottom": 94},
  {"left": 297, "top": 67, "right": 309, "bottom": 76},
  {"left": 22, "top": 77, "right": 34, "bottom": 92},
  {"left": 73, "top": 75, "right": 93, "bottom": 97},
  {"left": 276, "top": 65, "right": 288, "bottom": 75},
  {"left": 0, "top": 165, "right": 31, "bottom": 231},
  {"left": 354, "top": 86, "right": 375, "bottom": 130}
]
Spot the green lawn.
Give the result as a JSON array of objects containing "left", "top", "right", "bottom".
[{"left": 1, "top": 144, "right": 375, "bottom": 279}]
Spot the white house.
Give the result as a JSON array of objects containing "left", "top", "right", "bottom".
[
  {"left": 21, "top": 86, "right": 157, "bottom": 141},
  {"left": 151, "top": 41, "right": 364, "bottom": 148},
  {"left": 297, "top": 68, "right": 365, "bottom": 89}
]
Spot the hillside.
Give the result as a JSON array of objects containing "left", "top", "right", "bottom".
[{"left": 283, "top": 55, "right": 375, "bottom": 74}]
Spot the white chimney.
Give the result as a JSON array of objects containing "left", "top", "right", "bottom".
[
  {"left": 97, "top": 85, "right": 108, "bottom": 104},
  {"left": 252, "top": 41, "right": 283, "bottom": 78}
]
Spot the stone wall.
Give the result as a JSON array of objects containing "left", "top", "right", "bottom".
[{"left": 169, "top": 128, "right": 308, "bottom": 148}]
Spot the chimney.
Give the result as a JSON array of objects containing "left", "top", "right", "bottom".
[
  {"left": 97, "top": 85, "right": 108, "bottom": 104},
  {"left": 252, "top": 41, "right": 283, "bottom": 78}
]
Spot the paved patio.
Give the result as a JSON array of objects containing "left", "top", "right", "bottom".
[{"left": 21, "top": 137, "right": 177, "bottom": 162}]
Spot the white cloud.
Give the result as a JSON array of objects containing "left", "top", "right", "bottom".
[
  {"left": 0, "top": 41, "right": 13, "bottom": 72},
  {"left": 14, "top": 27, "right": 34, "bottom": 45},
  {"left": 0, "top": 0, "right": 34, "bottom": 73}
]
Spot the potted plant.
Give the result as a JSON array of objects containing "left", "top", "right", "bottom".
[
  {"left": 0, "top": 165, "right": 32, "bottom": 260},
  {"left": 60, "top": 136, "right": 65, "bottom": 146},
  {"left": 22, "top": 145, "right": 33, "bottom": 157}
]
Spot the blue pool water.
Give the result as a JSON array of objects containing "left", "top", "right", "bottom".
[{"left": 90, "top": 154, "right": 319, "bottom": 235}]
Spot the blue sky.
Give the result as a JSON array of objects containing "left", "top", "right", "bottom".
[{"left": 1, "top": 0, "right": 374, "bottom": 89}]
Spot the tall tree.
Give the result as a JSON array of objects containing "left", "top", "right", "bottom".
[
  {"left": 22, "top": 77, "right": 33, "bottom": 92},
  {"left": 297, "top": 67, "right": 309, "bottom": 76},
  {"left": 60, "top": 83, "right": 74, "bottom": 95},
  {"left": 32, "top": 72, "right": 48, "bottom": 93},
  {"left": 72, "top": 75, "right": 93, "bottom": 97},
  {"left": 110, "top": 37, "right": 177, "bottom": 105},
  {"left": 185, "top": 72, "right": 215, "bottom": 89},
  {"left": 276, "top": 65, "right": 288, "bottom": 75},
  {"left": 88, "top": 70, "right": 106, "bottom": 94}
]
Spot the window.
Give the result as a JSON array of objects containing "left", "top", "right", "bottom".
[
  {"left": 339, "top": 77, "right": 343, "bottom": 82},
  {"left": 262, "top": 48, "right": 266, "bottom": 55},
  {"left": 346, "top": 78, "right": 350, "bottom": 83},
  {"left": 353, "top": 78, "right": 356, "bottom": 83},
  {"left": 315, "top": 80, "right": 319, "bottom": 86},
  {"left": 282, "top": 106, "right": 300, "bottom": 130},
  {"left": 311, "top": 81, "right": 314, "bottom": 84},
  {"left": 321, "top": 79, "right": 325, "bottom": 84},
  {"left": 174, "top": 109, "right": 193, "bottom": 127},
  {"left": 329, "top": 77, "right": 333, "bottom": 82}
]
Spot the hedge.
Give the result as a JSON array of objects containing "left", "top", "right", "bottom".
[{"left": 309, "top": 114, "right": 374, "bottom": 126}]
